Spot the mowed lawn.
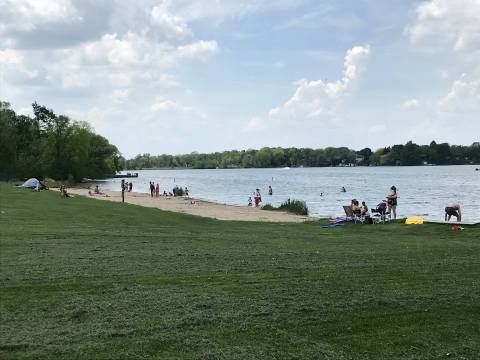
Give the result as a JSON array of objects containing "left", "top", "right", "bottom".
[{"left": 0, "top": 183, "right": 479, "bottom": 360}]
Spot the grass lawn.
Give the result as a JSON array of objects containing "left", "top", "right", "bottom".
[{"left": 1, "top": 183, "right": 479, "bottom": 359}]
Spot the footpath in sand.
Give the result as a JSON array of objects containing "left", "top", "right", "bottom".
[{"left": 62, "top": 188, "right": 312, "bottom": 223}]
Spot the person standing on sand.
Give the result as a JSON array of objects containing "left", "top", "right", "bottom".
[
  {"left": 386, "top": 185, "right": 397, "bottom": 220},
  {"left": 254, "top": 188, "right": 262, "bottom": 207},
  {"left": 149, "top": 182, "right": 155, "bottom": 197},
  {"left": 155, "top": 183, "right": 160, "bottom": 197},
  {"left": 445, "top": 202, "right": 461, "bottom": 222},
  {"left": 128, "top": 182, "right": 133, "bottom": 192}
]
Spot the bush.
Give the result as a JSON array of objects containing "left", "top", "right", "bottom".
[
  {"left": 261, "top": 198, "right": 309, "bottom": 216},
  {"left": 43, "top": 177, "right": 61, "bottom": 189},
  {"left": 261, "top": 204, "right": 275, "bottom": 211}
]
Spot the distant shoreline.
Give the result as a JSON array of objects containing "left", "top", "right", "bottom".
[{"left": 119, "top": 164, "right": 479, "bottom": 172}]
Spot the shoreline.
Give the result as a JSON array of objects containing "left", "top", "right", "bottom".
[{"left": 59, "top": 188, "right": 314, "bottom": 223}]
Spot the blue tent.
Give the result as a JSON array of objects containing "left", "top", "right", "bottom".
[{"left": 19, "top": 178, "right": 42, "bottom": 189}]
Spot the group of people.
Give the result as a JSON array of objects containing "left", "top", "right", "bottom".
[
  {"left": 121, "top": 181, "right": 133, "bottom": 192},
  {"left": 248, "top": 185, "right": 273, "bottom": 207},
  {"left": 148, "top": 182, "right": 189, "bottom": 198},
  {"left": 88, "top": 185, "right": 110, "bottom": 197},
  {"left": 348, "top": 185, "right": 462, "bottom": 223},
  {"left": 350, "top": 185, "right": 398, "bottom": 220}
]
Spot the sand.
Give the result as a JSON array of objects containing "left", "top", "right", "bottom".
[{"left": 60, "top": 188, "right": 313, "bottom": 223}]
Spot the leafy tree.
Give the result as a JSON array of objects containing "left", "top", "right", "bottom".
[{"left": 0, "top": 102, "right": 120, "bottom": 181}]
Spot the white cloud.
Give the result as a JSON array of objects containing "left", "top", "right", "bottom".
[
  {"left": 244, "top": 116, "right": 266, "bottom": 132},
  {"left": 401, "top": 99, "right": 419, "bottom": 109},
  {"left": 267, "top": 45, "right": 370, "bottom": 121},
  {"left": 151, "top": 97, "right": 205, "bottom": 116},
  {"left": 149, "top": 97, "right": 207, "bottom": 130},
  {"left": 0, "top": 48, "right": 38, "bottom": 79},
  {"left": 407, "top": 0, "right": 480, "bottom": 52},
  {"left": 176, "top": 40, "right": 219, "bottom": 61},
  {"left": 44, "top": 32, "right": 217, "bottom": 88},
  {"left": 0, "top": 0, "right": 81, "bottom": 33},
  {"left": 439, "top": 75, "right": 480, "bottom": 112},
  {"left": 151, "top": 1, "right": 192, "bottom": 41},
  {"left": 0, "top": 48, "right": 23, "bottom": 66}
]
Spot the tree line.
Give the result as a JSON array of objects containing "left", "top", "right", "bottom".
[
  {"left": 122, "top": 141, "right": 480, "bottom": 170},
  {"left": 0, "top": 102, "right": 120, "bottom": 182}
]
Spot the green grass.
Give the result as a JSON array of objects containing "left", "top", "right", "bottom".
[{"left": 0, "top": 183, "right": 479, "bottom": 360}]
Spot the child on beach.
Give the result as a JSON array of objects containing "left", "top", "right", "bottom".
[
  {"left": 248, "top": 197, "right": 253, "bottom": 206},
  {"left": 361, "top": 201, "right": 369, "bottom": 216},
  {"left": 268, "top": 185, "right": 273, "bottom": 195},
  {"left": 155, "top": 183, "right": 159, "bottom": 197}
]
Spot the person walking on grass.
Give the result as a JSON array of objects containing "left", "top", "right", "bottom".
[{"left": 386, "top": 185, "right": 397, "bottom": 220}]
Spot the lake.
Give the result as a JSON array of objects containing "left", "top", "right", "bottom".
[{"left": 98, "top": 166, "right": 480, "bottom": 223}]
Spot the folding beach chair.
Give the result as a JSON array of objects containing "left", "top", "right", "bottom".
[
  {"left": 371, "top": 203, "right": 391, "bottom": 224},
  {"left": 343, "top": 205, "right": 365, "bottom": 224}
]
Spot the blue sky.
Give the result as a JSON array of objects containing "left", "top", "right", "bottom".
[{"left": 1, "top": 0, "right": 479, "bottom": 157}]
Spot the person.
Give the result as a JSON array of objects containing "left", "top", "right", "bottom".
[
  {"left": 155, "top": 183, "right": 160, "bottom": 197},
  {"left": 248, "top": 197, "right": 253, "bottom": 206},
  {"left": 163, "top": 190, "right": 168, "bottom": 196},
  {"left": 149, "top": 182, "right": 155, "bottom": 197},
  {"left": 341, "top": 186, "right": 346, "bottom": 192},
  {"left": 386, "top": 185, "right": 398, "bottom": 219},
  {"left": 254, "top": 189, "right": 261, "bottom": 207},
  {"left": 351, "top": 199, "right": 361, "bottom": 214},
  {"left": 185, "top": 187, "right": 189, "bottom": 197},
  {"left": 60, "top": 185, "right": 71, "bottom": 198},
  {"left": 173, "top": 186, "right": 177, "bottom": 197},
  {"left": 445, "top": 202, "right": 461, "bottom": 222},
  {"left": 361, "top": 201, "right": 369, "bottom": 216},
  {"left": 268, "top": 185, "right": 273, "bottom": 196},
  {"left": 128, "top": 182, "right": 133, "bottom": 192},
  {"left": 94, "top": 185, "right": 100, "bottom": 194}
]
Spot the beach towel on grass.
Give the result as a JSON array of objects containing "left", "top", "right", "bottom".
[{"left": 405, "top": 217, "right": 424, "bottom": 225}]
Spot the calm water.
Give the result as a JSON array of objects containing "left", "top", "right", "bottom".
[{"left": 98, "top": 166, "right": 480, "bottom": 223}]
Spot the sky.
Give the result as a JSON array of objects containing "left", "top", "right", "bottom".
[{"left": 0, "top": 0, "right": 479, "bottom": 157}]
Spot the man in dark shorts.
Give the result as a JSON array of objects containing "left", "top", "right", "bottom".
[{"left": 445, "top": 202, "right": 461, "bottom": 222}]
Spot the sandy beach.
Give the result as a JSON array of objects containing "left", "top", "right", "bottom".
[{"left": 60, "top": 188, "right": 313, "bottom": 222}]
